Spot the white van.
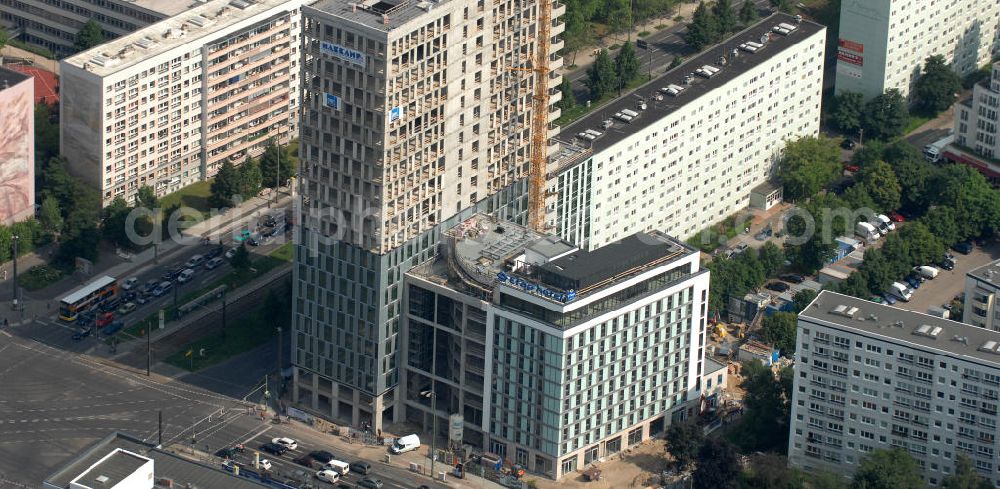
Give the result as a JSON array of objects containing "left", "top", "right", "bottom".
[
  {"left": 913, "top": 265, "right": 940, "bottom": 279},
  {"left": 390, "top": 434, "right": 421, "bottom": 454},
  {"left": 855, "top": 222, "right": 879, "bottom": 242},
  {"left": 889, "top": 282, "right": 912, "bottom": 302},
  {"left": 324, "top": 460, "right": 350, "bottom": 475}
]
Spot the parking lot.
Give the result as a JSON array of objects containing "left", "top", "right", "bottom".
[{"left": 895, "top": 241, "right": 1000, "bottom": 316}]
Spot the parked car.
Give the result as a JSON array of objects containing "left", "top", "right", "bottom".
[
  {"left": 123, "top": 290, "right": 137, "bottom": 302},
  {"left": 260, "top": 442, "right": 288, "bottom": 456},
  {"left": 843, "top": 163, "right": 860, "bottom": 172},
  {"left": 259, "top": 459, "right": 272, "bottom": 471},
  {"left": 294, "top": 455, "right": 317, "bottom": 467},
  {"left": 177, "top": 268, "right": 196, "bottom": 284},
  {"left": 185, "top": 254, "right": 206, "bottom": 268},
  {"left": 881, "top": 293, "right": 897, "bottom": 305},
  {"left": 889, "top": 211, "right": 905, "bottom": 223},
  {"left": 72, "top": 328, "right": 92, "bottom": 341},
  {"left": 780, "top": 274, "right": 805, "bottom": 284},
  {"left": 903, "top": 276, "right": 921, "bottom": 290},
  {"left": 869, "top": 296, "right": 884, "bottom": 304},
  {"left": 357, "top": 478, "right": 383, "bottom": 489},
  {"left": 95, "top": 312, "right": 115, "bottom": 328},
  {"left": 136, "top": 293, "right": 152, "bottom": 305},
  {"left": 143, "top": 279, "right": 160, "bottom": 292},
  {"left": 247, "top": 235, "right": 261, "bottom": 247},
  {"left": 121, "top": 277, "right": 139, "bottom": 290},
  {"left": 765, "top": 282, "right": 790, "bottom": 292},
  {"left": 117, "top": 302, "right": 137, "bottom": 315},
  {"left": 350, "top": 462, "right": 372, "bottom": 475},
  {"left": 204, "top": 257, "right": 225, "bottom": 270},
  {"left": 940, "top": 259, "right": 956, "bottom": 271},
  {"left": 272, "top": 437, "right": 298, "bottom": 450},
  {"left": 215, "top": 446, "right": 242, "bottom": 459},
  {"left": 913, "top": 265, "right": 940, "bottom": 279},
  {"left": 100, "top": 320, "right": 124, "bottom": 336},
  {"left": 205, "top": 246, "right": 225, "bottom": 260},
  {"left": 152, "top": 281, "right": 173, "bottom": 297},
  {"left": 953, "top": 241, "right": 974, "bottom": 254},
  {"left": 161, "top": 269, "right": 179, "bottom": 282},
  {"left": 316, "top": 469, "right": 340, "bottom": 483},
  {"left": 841, "top": 139, "right": 856, "bottom": 150},
  {"left": 310, "top": 451, "right": 335, "bottom": 464},
  {"left": 225, "top": 247, "right": 238, "bottom": 259}
]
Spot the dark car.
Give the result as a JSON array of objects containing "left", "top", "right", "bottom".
[
  {"left": 881, "top": 293, "right": 897, "bottom": 305},
  {"left": 261, "top": 227, "right": 277, "bottom": 238},
  {"left": 247, "top": 236, "right": 261, "bottom": 247},
  {"left": 780, "top": 274, "right": 805, "bottom": 284},
  {"left": 264, "top": 215, "right": 278, "bottom": 227},
  {"left": 100, "top": 297, "right": 121, "bottom": 312},
  {"left": 357, "top": 478, "right": 383, "bottom": 489},
  {"left": 350, "top": 461, "right": 372, "bottom": 475},
  {"left": 123, "top": 290, "right": 138, "bottom": 302},
  {"left": 206, "top": 246, "right": 225, "bottom": 259},
  {"left": 71, "top": 328, "right": 92, "bottom": 341},
  {"left": 161, "top": 269, "right": 179, "bottom": 282},
  {"left": 260, "top": 442, "right": 288, "bottom": 456},
  {"left": 215, "top": 447, "right": 241, "bottom": 459},
  {"left": 144, "top": 279, "right": 160, "bottom": 291},
  {"left": 953, "top": 241, "right": 974, "bottom": 254},
  {"left": 904, "top": 276, "right": 921, "bottom": 290},
  {"left": 765, "top": 282, "right": 790, "bottom": 292},
  {"left": 840, "top": 139, "right": 856, "bottom": 150},
  {"left": 100, "top": 320, "right": 124, "bottom": 336},
  {"left": 293, "top": 454, "right": 315, "bottom": 467},
  {"left": 309, "top": 450, "right": 335, "bottom": 464},
  {"left": 940, "top": 259, "right": 956, "bottom": 271}
]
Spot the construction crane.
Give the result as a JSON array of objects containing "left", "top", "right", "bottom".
[{"left": 510, "top": 0, "right": 552, "bottom": 232}]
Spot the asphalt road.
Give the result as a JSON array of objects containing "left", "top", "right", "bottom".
[
  {"left": 0, "top": 332, "right": 267, "bottom": 484},
  {"left": 564, "top": 0, "right": 774, "bottom": 101}
]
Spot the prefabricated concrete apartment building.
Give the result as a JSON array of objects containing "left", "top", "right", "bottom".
[{"left": 59, "top": 0, "right": 308, "bottom": 206}]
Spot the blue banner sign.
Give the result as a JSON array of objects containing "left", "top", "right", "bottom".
[
  {"left": 496, "top": 271, "right": 576, "bottom": 303},
  {"left": 320, "top": 42, "right": 366, "bottom": 66},
  {"left": 323, "top": 93, "right": 341, "bottom": 110},
  {"left": 389, "top": 106, "right": 402, "bottom": 123}
]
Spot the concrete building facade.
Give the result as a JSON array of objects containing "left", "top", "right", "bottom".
[
  {"left": 59, "top": 0, "right": 306, "bottom": 206},
  {"left": 0, "top": 0, "right": 188, "bottom": 57},
  {"left": 964, "top": 259, "right": 1000, "bottom": 331},
  {"left": 548, "top": 14, "right": 825, "bottom": 250},
  {"left": 401, "top": 214, "right": 709, "bottom": 479},
  {"left": 291, "top": 0, "right": 563, "bottom": 430},
  {"left": 0, "top": 67, "right": 35, "bottom": 225},
  {"left": 835, "top": 0, "right": 1000, "bottom": 100},
  {"left": 789, "top": 291, "right": 1000, "bottom": 487},
  {"left": 948, "top": 61, "right": 1000, "bottom": 185}
]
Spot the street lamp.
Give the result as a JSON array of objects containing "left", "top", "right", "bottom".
[
  {"left": 421, "top": 387, "right": 437, "bottom": 480},
  {"left": 11, "top": 234, "right": 18, "bottom": 310}
]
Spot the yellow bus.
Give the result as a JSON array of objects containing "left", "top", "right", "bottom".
[{"left": 59, "top": 275, "right": 118, "bottom": 322}]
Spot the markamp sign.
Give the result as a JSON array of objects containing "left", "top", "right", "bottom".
[{"left": 496, "top": 271, "right": 576, "bottom": 303}]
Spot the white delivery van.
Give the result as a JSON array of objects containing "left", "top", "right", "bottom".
[
  {"left": 390, "top": 434, "right": 421, "bottom": 454},
  {"left": 889, "top": 282, "right": 912, "bottom": 302},
  {"left": 855, "top": 222, "right": 879, "bottom": 242},
  {"left": 928, "top": 306, "right": 951, "bottom": 319},
  {"left": 324, "top": 460, "right": 350, "bottom": 475},
  {"left": 913, "top": 265, "right": 940, "bottom": 279}
]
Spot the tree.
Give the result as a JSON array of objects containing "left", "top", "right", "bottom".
[
  {"left": 860, "top": 248, "right": 895, "bottom": 295},
  {"left": 830, "top": 91, "right": 865, "bottom": 135},
  {"left": 693, "top": 439, "right": 740, "bottom": 489},
  {"left": 614, "top": 41, "right": 641, "bottom": 89},
  {"left": 562, "top": 9, "right": 594, "bottom": 66},
  {"left": 738, "top": 0, "right": 758, "bottom": 25},
  {"left": 231, "top": 243, "right": 251, "bottom": 271},
  {"left": 557, "top": 77, "right": 576, "bottom": 111},
  {"left": 259, "top": 141, "right": 294, "bottom": 189},
  {"left": 920, "top": 206, "right": 961, "bottom": 246},
  {"left": 777, "top": 136, "right": 842, "bottom": 201},
  {"left": 943, "top": 454, "right": 994, "bottom": 489},
  {"left": 74, "top": 20, "right": 105, "bottom": 52},
  {"left": 239, "top": 155, "right": 263, "bottom": 198},
  {"left": 210, "top": 160, "right": 240, "bottom": 208},
  {"left": 762, "top": 312, "right": 797, "bottom": 355},
  {"left": 712, "top": 0, "right": 738, "bottom": 34},
  {"left": 665, "top": 421, "right": 704, "bottom": 469},
  {"left": 35, "top": 103, "right": 59, "bottom": 163},
  {"left": 769, "top": 0, "right": 793, "bottom": 12},
  {"left": 738, "top": 362, "right": 793, "bottom": 452},
  {"left": 0, "top": 28, "right": 8, "bottom": 65},
  {"left": 684, "top": 1, "right": 720, "bottom": 51},
  {"left": 757, "top": 242, "right": 784, "bottom": 277},
  {"left": 38, "top": 195, "right": 63, "bottom": 239},
  {"left": 585, "top": 49, "right": 617, "bottom": 100},
  {"left": 851, "top": 448, "right": 924, "bottom": 489},
  {"left": 914, "top": 55, "right": 962, "bottom": 115},
  {"left": 856, "top": 161, "right": 902, "bottom": 212},
  {"left": 102, "top": 196, "right": 134, "bottom": 250},
  {"left": 136, "top": 185, "right": 158, "bottom": 209},
  {"left": 887, "top": 144, "right": 938, "bottom": 213},
  {"left": 862, "top": 89, "right": 909, "bottom": 140},
  {"left": 605, "top": 0, "right": 632, "bottom": 36},
  {"left": 897, "top": 222, "right": 945, "bottom": 266},
  {"left": 791, "top": 289, "right": 817, "bottom": 313},
  {"left": 835, "top": 272, "right": 871, "bottom": 298},
  {"left": 55, "top": 224, "right": 100, "bottom": 266}
]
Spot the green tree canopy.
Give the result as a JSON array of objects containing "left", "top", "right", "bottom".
[
  {"left": 791, "top": 289, "right": 817, "bottom": 313},
  {"left": 943, "top": 454, "right": 994, "bottom": 489},
  {"left": 859, "top": 248, "right": 895, "bottom": 295},
  {"left": 738, "top": 362, "right": 793, "bottom": 452},
  {"left": 757, "top": 242, "right": 785, "bottom": 277},
  {"left": 856, "top": 160, "right": 902, "bottom": 212},
  {"left": 851, "top": 448, "right": 924, "bottom": 489},
  {"left": 557, "top": 77, "right": 576, "bottom": 111},
  {"left": 920, "top": 206, "right": 961, "bottom": 246},
  {"left": 665, "top": 421, "right": 704, "bottom": 469},
  {"left": 770, "top": 0, "right": 793, "bottom": 12},
  {"left": 35, "top": 103, "right": 59, "bottom": 164},
  {"left": 914, "top": 54, "right": 962, "bottom": 115},
  {"left": 897, "top": 221, "right": 945, "bottom": 266},
  {"left": 136, "top": 185, "right": 158, "bottom": 209},
  {"left": 830, "top": 91, "right": 864, "bottom": 135},
  {"left": 604, "top": 0, "right": 632, "bottom": 35},
  {"left": 74, "top": 20, "right": 105, "bottom": 52},
  {"left": 862, "top": 89, "right": 909, "bottom": 140},
  {"left": 38, "top": 194, "right": 63, "bottom": 239},
  {"left": 693, "top": 439, "right": 740, "bottom": 489},
  {"left": 259, "top": 141, "right": 295, "bottom": 189},
  {"left": 684, "top": 1, "right": 720, "bottom": 51},
  {"left": 778, "top": 136, "right": 842, "bottom": 201},
  {"left": 239, "top": 155, "right": 263, "bottom": 198},
  {"left": 585, "top": 49, "right": 618, "bottom": 100},
  {"left": 210, "top": 160, "right": 240, "bottom": 208},
  {"left": 762, "top": 312, "right": 797, "bottom": 355},
  {"left": 738, "top": 0, "right": 758, "bottom": 25},
  {"left": 712, "top": 0, "right": 738, "bottom": 34},
  {"left": 231, "top": 243, "right": 251, "bottom": 270},
  {"left": 614, "top": 41, "right": 641, "bottom": 89},
  {"left": 102, "top": 196, "right": 135, "bottom": 250}
]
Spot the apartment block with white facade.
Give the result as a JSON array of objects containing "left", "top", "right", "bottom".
[
  {"left": 964, "top": 259, "right": 1000, "bottom": 332},
  {"left": 789, "top": 291, "right": 1000, "bottom": 487},
  {"left": 548, "top": 13, "right": 825, "bottom": 250},
  {"left": 835, "top": 0, "right": 1000, "bottom": 100},
  {"left": 401, "top": 214, "right": 709, "bottom": 479},
  {"left": 949, "top": 61, "right": 1000, "bottom": 184},
  {"left": 290, "top": 0, "right": 563, "bottom": 431},
  {"left": 59, "top": 0, "right": 306, "bottom": 206},
  {"left": 0, "top": 0, "right": 187, "bottom": 57}
]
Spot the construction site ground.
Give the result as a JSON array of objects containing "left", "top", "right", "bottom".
[{"left": 532, "top": 439, "right": 672, "bottom": 489}]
